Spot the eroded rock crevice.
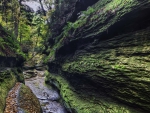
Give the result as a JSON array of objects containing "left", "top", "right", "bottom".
[
  {"left": 56, "top": 2, "right": 150, "bottom": 58},
  {"left": 45, "top": 0, "right": 150, "bottom": 113}
]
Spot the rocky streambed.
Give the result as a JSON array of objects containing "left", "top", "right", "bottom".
[{"left": 24, "top": 70, "right": 67, "bottom": 113}]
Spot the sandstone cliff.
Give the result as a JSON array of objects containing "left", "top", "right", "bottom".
[{"left": 45, "top": 0, "right": 150, "bottom": 113}]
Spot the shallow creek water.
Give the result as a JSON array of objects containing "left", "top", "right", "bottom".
[{"left": 24, "top": 70, "right": 67, "bottom": 113}]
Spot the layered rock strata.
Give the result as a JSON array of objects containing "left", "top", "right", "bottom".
[{"left": 46, "top": 0, "right": 150, "bottom": 113}]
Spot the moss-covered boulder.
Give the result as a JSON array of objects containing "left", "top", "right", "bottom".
[
  {"left": 18, "top": 84, "right": 42, "bottom": 113},
  {"left": 4, "top": 82, "right": 41, "bottom": 113},
  {"left": 45, "top": 0, "right": 150, "bottom": 113}
]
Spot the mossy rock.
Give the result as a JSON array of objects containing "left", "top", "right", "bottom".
[
  {"left": 47, "top": 0, "right": 150, "bottom": 62},
  {"left": 18, "top": 84, "right": 42, "bottom": 113},
  {"left": 23, "top": 70, "right": 37, "bottom": 79},
  {"left": 61, "top": 27, "right": 150, "bottom": 112},
  {"left": 46, "top": 0, "right": 150, "bottom": 112},
  {"left": 12, "top": 68, "right": 24, "bottom": 83},
  {"left": 46, "top": 73, "right": 142, "bottom": 113},
  {"left": 0, "top": 24, "right": 25, "bottom": 59}
]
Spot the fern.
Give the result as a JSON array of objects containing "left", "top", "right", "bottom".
[
  {"left": 63, "top": 22, "right": 73, "bottom": 38},
  {"left": 0, "top": 38, "right": 6, "bottom": 49}
]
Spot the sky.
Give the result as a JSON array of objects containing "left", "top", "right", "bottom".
[
  {"left": 22, "top": 0, "right": 55, "bottom": 12},
  {"left": 22, "top": 1, "right": 40, "bottom": 11}
]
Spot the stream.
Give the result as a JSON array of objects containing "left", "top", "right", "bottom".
[{"left": 24, "top": 70, "right": 67, "bottom": 113}]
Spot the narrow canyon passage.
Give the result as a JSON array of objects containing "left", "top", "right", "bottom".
[
  {"left": 1, "top": 0, "right": 150, "bottom": 113},
  {"left": 24, "top": 70, "right": 67, "bottom": 113}
]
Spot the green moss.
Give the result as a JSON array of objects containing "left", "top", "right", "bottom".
[
  {"left": 47, "top": 0, "right": 150, "bottom": 112},
  {"left": 19, "top": 84, "right": 41, "bottom": 113},
  {"left": 46, "top": 73, "right": 139, "bottom": 113},
  {"left": 60, "top": 27, "right": 150, "bottom": 112},
  {"left": 0, "top": 24, "right": 25, "bottom": 58},
  {"left": 0, "top": 70, "right": 17, "bottom": 113},
  {"left": 12, "top": 68, "right": 24, "bottom": 83},
  {"left": 48, "top": 0, "right": 141, "bottom": 62},
  {"left": 112, "top": 64, "right": 125, "bottom": 70},
  {"left": 44, "top": 50, "right": 55, "bottom": 63},
  {"left": 45, "top": 70, "right": 49, "bottom": 75}
]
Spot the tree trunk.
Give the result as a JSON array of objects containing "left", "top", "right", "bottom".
[
  {"left": 14, "top": 4, "right": 20, "bottom": 38},
  {"left": 39, "top": 0, "right": 46, "bottom": 16}
]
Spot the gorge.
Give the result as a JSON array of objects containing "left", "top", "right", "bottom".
[{"left": 0, "top": 0, "right": 150, "bottom": 113}]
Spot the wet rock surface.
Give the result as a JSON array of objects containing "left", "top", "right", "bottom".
[
  {"left": 25, "top": 70, "right": 67, "bottom": 113},
  {"left": 18, "top": 84, "right": 42, "bottom": 113}
]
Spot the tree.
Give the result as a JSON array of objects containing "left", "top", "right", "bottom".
[{"left": 0, "top": 0, "right": 20, "bottom": 38}]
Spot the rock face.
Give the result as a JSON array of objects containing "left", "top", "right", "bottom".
[
  {"left": 18, "top": 84, "right": 42, "bottom": 113},
  {"left": 0, "top": 24, "right": 26, "bottom": 113},
  {"left": 4, "top": 82, "right": 42, "bottom": 113},
  {"left": 48, "top": 0, "right": 99, "bottom": 47},
  {"left": 25, "top": 70, "right": 67, "bottom": 113},
  {"left": 0, "top": 25, "right": 25, "bottom": 67},
  {"left": 5, "top": 82, "right": 22, "bottom": 113},
  {"left": 46, "top": 0, "right": 150, "bottom": 113}
]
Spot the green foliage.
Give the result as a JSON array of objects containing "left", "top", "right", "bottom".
[
  {"left": 0, "top": 0, "right": 48, "bottom": 59},
  {"left": 18, "top": 22, "right": 31, "bottom": 42},
  {"left": 73, "top": 19, "right": 87, "bottom": 28},
  {"left": 82, "top": 7, "right": 95, "bottom": 15},
  {"left": 12, "top": 68, "right": 24, "bottom": 83},
  {"left": 46, "top": 73, "right": 134, "bottom": 113},
  {"left": 0, "top": 24, "right": 25, "bottom": 57},
  {"left": 112, "top": 64, "right": 125, "bottom": 70},
  {"left": 44, "top": 50, "right": 55, "bottom": 63},
  {"left": 0, "top": 70, "right": 16, "bottom": 113},
  {"left": 30, "top": 14, "right": 48, "bottom": 54},
  {"left": 32, "top": 14, "right": 45, "bottom": 25},
  {"left": 18, "top": 13, "right": 48, "bottom": 60},
  {"left": 49, "top": 6, "right": 95, "bottom": 58},
  {"left": 47, "top": 0, "right": 139, "bottom": 65},
  {"left": 62, "top": 22, "right": 73, "bottom": 38},
  {"left": 44, "top": 70, "right": 50, "bottom": 81},
  {"left": 0, "top": 38, "right": 6, "bottom": 50}
]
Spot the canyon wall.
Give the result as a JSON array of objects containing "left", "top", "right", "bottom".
[{"left": 45, "top": 0, "right": 150, "bottom": 113}]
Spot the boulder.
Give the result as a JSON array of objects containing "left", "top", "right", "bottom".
[{"left": 23, "top": 70, "right": 37, "bottom": 79}]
